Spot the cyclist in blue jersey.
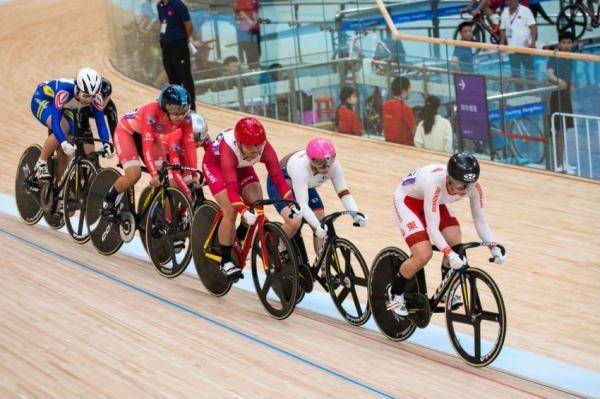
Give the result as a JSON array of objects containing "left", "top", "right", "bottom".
[{"left": 30, "top": 67, "right": 114, "bottom": 181}]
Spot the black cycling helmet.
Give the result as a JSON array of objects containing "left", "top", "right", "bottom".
[
  {"left": 100, "top": 77, "right": 112, "bottom": 100},
  {"left": 158, "top": 84, "right": 191, "bottom": 115},
  {"left": 447, "top": 152, "right": 480, "bottom": 190}
]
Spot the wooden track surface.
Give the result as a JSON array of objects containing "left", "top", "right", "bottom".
[{"left": 0, "top": 0, "right": 599, "bottom": 396}]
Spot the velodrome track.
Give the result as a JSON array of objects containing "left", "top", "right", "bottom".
[{"left": 0, "top": 0, "right": 599, "bottom": 397}]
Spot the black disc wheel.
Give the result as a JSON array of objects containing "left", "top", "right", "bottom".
[
  {"left": 251, "top": 222, "right": 299, "bottom": 320},
  {"left": 15, "top": 145, "right": 44, "bottom": 225},
  {"left": 86, "top": 168, "right": 125, "bottom": 256},
  {"left": 445, "top": 267, "right": 507, "bottom": 367},
  {"left": 145, "top": 187, "right": 193, "bottom": 278},
  {"left": 63, "top": 159, "right": 98, "bottom": 243},
  {"left": 325, "top": 238, "right": 371, "bottom": 326},
  {"left": 191, "top": 201, "right": 233, "bottom": 297},
  {"left": 368, "top": 247, "right": 423, "bottom": 341}
]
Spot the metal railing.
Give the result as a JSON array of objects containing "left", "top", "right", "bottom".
[{"left": 551, "top": 113, "right": 600, "bottom": 178}]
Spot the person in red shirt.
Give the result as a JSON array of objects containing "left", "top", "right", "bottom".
[
  {"left": 235, "top": 0, "right": 261, "bottom": 68},
  {"left": 382, "top": 76, "right": 416, "bottom": 146},
  {"left": 335, "top": 86, "right": 363, "bottom": 135}
]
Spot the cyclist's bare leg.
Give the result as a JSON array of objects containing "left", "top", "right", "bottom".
[
  {"left": 280, "top": 206, "right": 302, "bottom": 238},
  {"left": 114, "top": 166, "right": 141, "bottom": 193},
  {"left": 55, "top": 145, "right": 70, "bottom": 184},
  {"left": 213, "top": 189, "right": 236, "bottom": 246},
  {"left": 400, "top": 241, "right": 433, "bottom": 279},
  {"left": 312, "top": 208, "right": 326, "bottom": 253}
]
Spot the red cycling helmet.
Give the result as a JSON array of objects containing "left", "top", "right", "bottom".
[{"left": 234, "top": 117, "right": 266, "bottom": 146}]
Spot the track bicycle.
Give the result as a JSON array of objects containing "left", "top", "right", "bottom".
[
  {"left": 191, "top": 198, "right": 300, "bottom": 320},
  {"left": 289, "top": 211, "right": 371, "bottom": 326},
  {"left": 557, "top": 0, "right": 599, "bottom": 40},
  {"left": 86, "top": 163, "right": 198, "bottom": 278},
  {"left": 15, "top": 137, "right": 111, "bottom": 243},
  {"left": 369, "top": 242, "right": 507, "bottom": 367}
]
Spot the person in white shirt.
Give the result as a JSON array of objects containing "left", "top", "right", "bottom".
[
  {"left": 414, "top": 95, "right": 453, "bottom": 154},
  {"left": 500, "top": 0, "right": 537, "bottom": 90},
  {"left": 266, "top": 138, "right": 367, "bottom": 253},
  {"left": 387, "top": 153, "right": 507, "bottom": 316}
]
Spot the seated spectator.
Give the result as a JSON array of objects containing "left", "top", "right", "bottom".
[
  {"left": 414, "top": 95, "right": 453, "bottom": 153},
  {"left": 213, "top": 56, "right": 244, "bottom": 91},
  {"left": 382, "top": 76, "right": 416, "bottom": 145},
  {"left": 335, "top": 86, "right": 363, "bottom": 135}
]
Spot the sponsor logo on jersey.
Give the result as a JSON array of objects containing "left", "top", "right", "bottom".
[
  {"left": 55, "top": 90, "right": 69, "bottom": 109},
  {"left": 432, "top": 167, "right": 444, "bottom": 173},
  {"left": 432, "top": 186, "right": 441, "bottom": 212},
  {"left": 43, "top": 85, "right": 55, "bottom": 98}
]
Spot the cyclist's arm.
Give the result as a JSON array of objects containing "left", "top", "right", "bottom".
[
  {"left": 181, "top": 124, "right": 199, "bottom": 179},
  {"left": 286, "top": 160, "right": 320, "bottom": 229},
  {"left": 262, "top": 141, "right": 293, "bottom": 200},
  {"left": 423, "top": 183, "right": 452, "bottom": 255},
  {"left": 91, "top": 100, "right": 111, "bottom": 143},
  {"left": 138, "top": 108, "right": 160, "bottom": 177},
  {"left": 330, "top": 161, "right": 359, "bottom": 212},
  {"left": 49, "top": 103, "right": 67, "bottom": 143},
  {"left": 166, "top": 129, "right": 192, "bottom": 197},
  {"left": 468, "top": 183, "right": 495, "bottom": 242},
  {"left": 220, "top": 142, "right": 246, "bottom": 212}
]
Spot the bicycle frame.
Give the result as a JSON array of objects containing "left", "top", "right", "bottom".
[{"left": 202, "top": 208, "right": 273, "bottom": 272}]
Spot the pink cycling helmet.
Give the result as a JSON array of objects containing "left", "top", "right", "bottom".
[{"left": 306, "top": 138, "right": 336, "bottom": 168}]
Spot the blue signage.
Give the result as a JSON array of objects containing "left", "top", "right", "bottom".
[{"left": 489, "top": 102, "right": 546, "bottom": 121}]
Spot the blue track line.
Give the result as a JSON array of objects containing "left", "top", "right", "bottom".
[{"left": 0, "top": 227, "right": 395, "bottom": 399}]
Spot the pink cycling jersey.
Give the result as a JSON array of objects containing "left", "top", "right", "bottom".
[
  {"left": 202, "top": 129, "right": 292, "bottom": 213},
  {"left": 165, "top": 128, "right": 211, "bottom": 197},
  {"left": 117, "top": 101, "right": 193, "bottom": 177},
  {"left": 394, "top": 164, "right": 494, "bottom": 254}
]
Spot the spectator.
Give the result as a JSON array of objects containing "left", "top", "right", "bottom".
[
  {"left": 157, "top": 0, "right": 198, "bottom": 110},
  {"left": 213, "top": 56, "right": 243, "bottom": 91},
  {"left": 235, "top": 0, "right": 261, "bottom": 69},
  {"left": 452, "top": 22, "right": 475, "bottom": 73},
  {"left": 335, "top": 86, "right": 363, "bottom": 135},
  {"left": 547, "top": 32, "right": 575, "bottom": 174},
  {"left": 382, "top": 77, "right": 416, "bottom": 145},
  {"left": 499, "top": 0, "right": 537, "bottom": 90},
  {"left": 414, "top": 96, "right": 453, "bottom": 153},
  {"left": 528, "top": 0, "right": 553, "bottom": 25}
]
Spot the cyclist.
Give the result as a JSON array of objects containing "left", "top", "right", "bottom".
[
  {"left": 101, "top": 84, "right": 193, "bottom": 217},
  {"left": 266, "top": 137, "right": 367, "bottom": 257},
  {"left": 202, "top": 117, "right": 295, "bottom": 281},
  {"left": 165, "top": 113, "right": 211, "bottom": 203},
  {"left": 461, "top": 0, "right": 503, "bottom": 33},
  {"left": 31, "top": 67, "right": 113, "bottom": 181},
  {"left": 388, "top": 152, "right": 507, "bottom": 316},
  {"left": 74, "top": 77, "right": 118, "bottom": 159}
]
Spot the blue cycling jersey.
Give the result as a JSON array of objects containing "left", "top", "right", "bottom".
[{"left": 32, "top": 78, "right": 110, "bottom": 144}]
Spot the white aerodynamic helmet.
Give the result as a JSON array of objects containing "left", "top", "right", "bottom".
[
  {"left": 191, "top": 113, "right": 208, "bottom": 142},
  {"left": 75, "top": 67, "right": 102, "bottom": 96}
]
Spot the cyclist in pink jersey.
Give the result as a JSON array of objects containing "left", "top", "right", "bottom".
[
  {"left": 202, "top": 117, "right": 296, "bottom": 280},
  {"left": 388, "top": 153, "right": 507, "bottom": 316},
  {"left": 102, "top": 84, "right": 193, "bottom": 215},
  {"left": 165, "top": 113, "right": 211, "bottom": 202}
]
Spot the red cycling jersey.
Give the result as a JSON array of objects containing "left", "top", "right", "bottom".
[
  {"left": 202, "top": 129, "right": 292, "bottom": 213},
  {"left": 117, "top": 101, "right": 193, "bottom": 177}
]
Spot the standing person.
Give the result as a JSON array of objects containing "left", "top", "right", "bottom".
[
  {"left": 414, "top": 96, "right": 453, "bottom": 153},
  {"left": 528, "top": 0, "right": 553, "bottom": 25},
  {"left": 235, "top": 0, "right": 261, "bottom": 69},
  {"left": 382, "top": 77, "right": 416, "bottom": 146},
  {"left": 335, "top": 86, "right": 363, "bottom": 136},
  {"left": 452, "top": 22, "right": 475, "bottom": 73},
  {"left": 546, "top": 32, "right": 576, "bottom": 174},
  {"left": 499, "top": 0, "right": 537, "bottom": 90},
  {"left": 157, "top": 0, "right": 198, "bottom": 111}
]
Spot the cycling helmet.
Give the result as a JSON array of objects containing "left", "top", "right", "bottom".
[
  {"left": 191, "top": 113, "right": 208, "bottom": 142},
  {"left": 75, "top": 67, "right": 102, "bottom": 96},
  {"left": 306, "top": 138, "right": 336, "bottom": 169},
  {"left": 447, "top": 152, "right": 480, "bottom": 190},
  {"left": 158, "top": 84, "right": 191, "bottom": 115},
  {"left": 234, "top": 117, "right": 266, "bottom": 146},
  {"left": 100, "top": 77, "right": 112, "bottom": 100}
]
